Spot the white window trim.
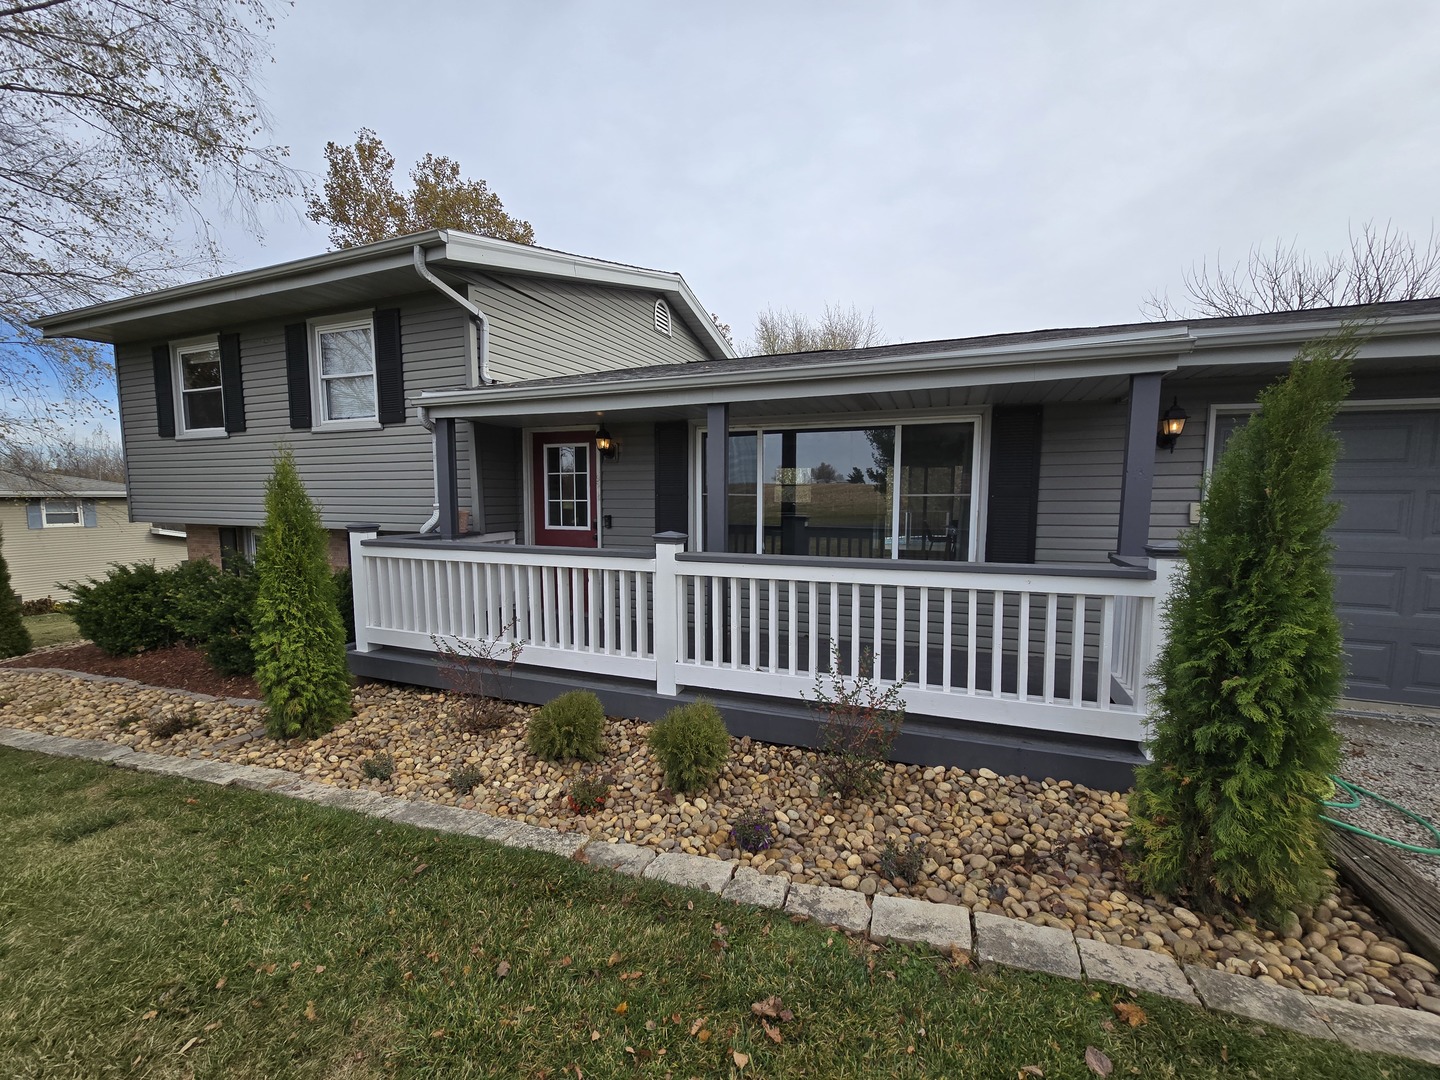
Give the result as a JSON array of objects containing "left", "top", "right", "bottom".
[
  {"left": 690, "top": 413, "right": 988, "bottom": 562},
  {"left": 41, "top": 498, "right": 83, "bottom": 528},
  {"left": 310, "top": 311, "right": 380, "bottom": 431},
  {"left": 170, "top": 335, "right": 227, "bottom": 440},
  {"left": 539, "top": 439, "right": 595, "bottom": 532}
]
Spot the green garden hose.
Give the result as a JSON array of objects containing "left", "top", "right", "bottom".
[{"left": 1321, "top": 775, "right": 1440, "bottom": 856}]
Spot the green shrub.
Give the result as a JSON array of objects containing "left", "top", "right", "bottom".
[
  {"left": 362, "top": 752, "right": 395, "bottom": 781},
  {"left": 0, "top": 528, "right": 30, "bottom": 658},
  {"left": 647, "top": 700, "right": 730, "bottom": 794},
  {"left": 449, "top": 764, "right": 483, "bottom": 795},
  {"left": 252, "top": 448, "right": 352, "bottom": 740},
  {"left": 1131, "top": 335, "right": 1355, "bottom": 922},
  {"left": 67, "top": 562, "right": 175, "bottom": 656},
  {"left": 333, "top": 568, "right": 355, "bottom": 644},
  {"left": 201, "top": 561, "right": 258, "bottom": 676},
  {"left": 526, "top": 690, "right": 604, "bottom": 762},
  {"left": 20, "top": 596, "right": 59, "bottom": 616},
  {"left": 163, "top": 559, "right": 225, "bottom": 644}
]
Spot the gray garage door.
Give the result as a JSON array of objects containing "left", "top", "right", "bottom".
[{"left": 1330, "top": 410, "right": 1440, "bottom": 708}]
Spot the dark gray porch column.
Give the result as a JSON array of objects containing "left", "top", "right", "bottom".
[
  {"left": 1115, "top": 372, "right": 1163, "bottom": 558},
  {"left": 705, "top": 403, "right": 729, "bottom": 552},
  {"left": 434, "top": 416, "right": 460, "bottom": 540}
]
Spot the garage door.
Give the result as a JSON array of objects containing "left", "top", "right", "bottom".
[{"left": 1330, "top": 410, "right": 1440, "bottom": 708}]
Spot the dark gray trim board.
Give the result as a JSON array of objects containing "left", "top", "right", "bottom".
[{"left": 348, "top": 646, "right": 1145, "bottom": 790}]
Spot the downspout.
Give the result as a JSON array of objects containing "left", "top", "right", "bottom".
[
  {"left": 412, "top": 244, "right": 493, "bottom": 534},
  {"left": 413, "top": 244, "right": 493, "bottom": 385},
  {"left": 417, "top": 403, "right": 440, "bottom": 535}
]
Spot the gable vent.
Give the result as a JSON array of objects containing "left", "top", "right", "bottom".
[{"left": 653, "top": 298, "right": 673, "bottom": 337}]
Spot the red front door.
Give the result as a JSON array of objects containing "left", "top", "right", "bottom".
[{"left": 531, "top": 432, "right": 598, "bottom": 547}]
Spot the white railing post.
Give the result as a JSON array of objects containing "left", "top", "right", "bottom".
[
  {"left": 1135, "top": 542, "right": 1183, "bottom": 714},
  {"left": 652, "top": 531, "right": 687, "bottom": 696},
  {"left": 347, "top": 523, "right": 380, "bottom": 653}
]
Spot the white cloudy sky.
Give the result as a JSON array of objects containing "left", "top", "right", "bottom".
[{"left": 60, "top": 0, "right": 1440, "bottom": 437}]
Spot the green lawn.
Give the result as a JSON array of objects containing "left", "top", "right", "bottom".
[
  {"left": 21, "top": 612, "right": 81, "bottom": 649},
  {"left": 0, "top": 750, "right": 1429, "bottom": 1079}
]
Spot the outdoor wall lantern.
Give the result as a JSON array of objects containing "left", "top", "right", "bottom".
[
  {"left": 1156, "top": 398, "right": 1188, "bottom": 452},
  {"left": 594, "top": 425, "right": 617, "bottom": 460}
]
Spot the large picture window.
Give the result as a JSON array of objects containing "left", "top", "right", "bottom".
[{"left": 703, "top": 421, "right": 977, "bottom": 560}]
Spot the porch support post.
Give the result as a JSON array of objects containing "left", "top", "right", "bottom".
[
  {"left": 346, "top": 523, "right": 380, "bottom": 653},
  {"left": 705, "top": 402, "right": 729, "bottom": 552},
  {"left": 434, "top": 416, "right": 460, "bottom": 540},
  {"left": 1116, "top": 372, "right": 1163, "bottom": 558},
  {"left": 652, "top": 531, "right": 687, "bottom": 696}
]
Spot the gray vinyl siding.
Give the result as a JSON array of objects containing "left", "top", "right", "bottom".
[
  {"left": 472, "top": 423, "right": 521, "bottom": 536},
  {"left": 599, "top": 423, "right": 656, "bottom": 549},
  {"left": 468, "top": 273, "right": 712, "bottom": 382},
  {"left": 117, "top": 292, "right": 474, "bottom": 532}
]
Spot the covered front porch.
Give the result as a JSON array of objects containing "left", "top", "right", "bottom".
[{"left": 346, "top": 335, "right": 1195, "bottom": 786}]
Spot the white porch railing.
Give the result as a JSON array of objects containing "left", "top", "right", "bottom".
[{"left": 349, "top": 530, "right": 1178, "bottom": 743}]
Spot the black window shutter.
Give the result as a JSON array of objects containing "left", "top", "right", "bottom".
[
  {"left": 152, "top": 344, "right": 176, "bottom": 438},
  {"left": 984, "top": 405, "right": 1043, "bottom": 564},
  {"left": 653, "top": 421, "right": 690, "bottom": 535},
  {"left": 374, "top": 308, "right": 405, "bottom": 425},
  {"left": 284, "top": 323, "right": 312, "bottom": 430},
  {"left": 218, "top": 332, "right": 246, "bottom": 433}
]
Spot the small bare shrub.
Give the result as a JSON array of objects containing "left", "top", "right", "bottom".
[
  {"left": 148, "top": 709, "right": 198, "bottom": 740},
  {"left": 449, "top": 765, "right": 483, "bottom": 795},
  {"left": 878, "top": 837, "right": 925, "bottom": 883},
  {"left": 362, "top": 752, "right": 396, "bottom": 781},
  {"left": 806, "top": 641, "right": 906, "bottom": 800},
  {"left": 432, "top": 625, "right": 524, "bottom": 732}
]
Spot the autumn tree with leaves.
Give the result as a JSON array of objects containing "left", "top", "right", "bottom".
[
  {"left": 0, "top": 0, "right": 297, "bottom": 435},
  {"left": 305, "top": 129, "right": 535, "bottom": 249}
]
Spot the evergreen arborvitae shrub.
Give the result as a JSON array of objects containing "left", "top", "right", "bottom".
[
  {"left": 252, "top": 448, "right": 351, "bottom": 739},
  {"left": 526, "top": 690, "right": 605, "bottom": 762},
  {"left": 0, "top": 527, "right": 31, "bottom": 658},
  {"left": 67, "top": 562, "right": 176, "bottom": 655},
  {"left": 1130, "top": 334, "right": 1356, "bottom": 922},
  {"left": 647, "top": 700, "right": 730, "bottom": 794}
]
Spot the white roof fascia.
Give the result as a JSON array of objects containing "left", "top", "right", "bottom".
[
  {"left": 435, "top": 234, "right": 736, "bottom": 359},
  {"left": 1, "top": 488, "right": 123, "bottom": 499}
]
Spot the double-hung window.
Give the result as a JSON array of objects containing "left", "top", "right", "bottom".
[
  {"left": 172, "top": 338, "right": 225, "bottom": 436},
  {"left": 312, "top": 315, "right": 378, "bottom": 427},
  {"left": 41, "top": 499, "right": 82, "bottom": 527}
]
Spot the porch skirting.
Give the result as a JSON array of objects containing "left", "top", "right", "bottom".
[{"left": 348, "top": 644, "right": 1147, "bottom": 791}]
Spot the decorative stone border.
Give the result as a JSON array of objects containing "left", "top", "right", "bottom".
[{"left": 3, "top": 726, "right": 1438, "bottom": 1068}]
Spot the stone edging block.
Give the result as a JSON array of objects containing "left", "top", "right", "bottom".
[
  {"left": 870, "top": 893, "right": 972, "bottom": 952},
  {"left": 784, "top": 882, "right": 872, "bottom": 934},
  {"left": 1184, "top": 964, "right": 1334, "bottom": 1041},
  {"left": 1077, "top": 936, "right": 1198, "bottom": 1004},
  {"left": 974, "top": 910, "right": 1082, "bottom": 980},
  {"left": 503, "top": 822, "right": 588, "bottom": 858},
  {"left": 643, "top": 851, "right": 736, "bottom": 894},
  {"left": 722, "top": 866, "right": 789, "bottom": 909},
  {"left": 582, "top": 841, "right": 657, "bottom": 877},
  {"left": 1308, "top": 994, "right": 1440, "bottom": 1066}
]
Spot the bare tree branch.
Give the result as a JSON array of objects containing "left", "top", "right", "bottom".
[{"left": 745, "top": 303, "right": 885, "bottom": 355}]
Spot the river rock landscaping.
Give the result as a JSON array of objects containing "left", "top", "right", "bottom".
[{"left": 2, "top": 664, "right": 1438, "bottom": 1018}]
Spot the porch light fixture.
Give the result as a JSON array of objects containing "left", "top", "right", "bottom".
[
  {"left": 1156, "top": 397, "right": 1188, "bottom": 452},
  {"left": 594, "top": 425, "right": 617, "bottom": 459}
]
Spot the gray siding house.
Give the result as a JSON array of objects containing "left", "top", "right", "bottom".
[
  {"left": 35, "top": 239, "right": 1440, "bottom": 785},
  {"left": 35, "top": 231, "right": 733, "bottom": 564}
]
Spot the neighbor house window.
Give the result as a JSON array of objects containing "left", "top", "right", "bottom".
[
  {"left": 702, "top": 420, "right": 978, "bottom": 561},
  {"left": 172, "top": 338, "right": 224, "bottom": 434},
  {"left": 312, "top": 315, "right": 377, "bottom": 426},
  {"left": 41, "top": 499, "right": 82, "bottom": 527}
]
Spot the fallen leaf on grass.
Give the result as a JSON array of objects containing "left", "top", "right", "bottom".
[
  {"left": 1085, "top": 1045, "right": 1113, "bottom": 1076},
  {"left": 430, "top": 1029, "right": 446, "bottom": 1038},
  {"left": 1112, "top": 1002, "right": 1146, "bottom": 1028},
  {"left": 315, "top": 965, "right": 325, "bottom": 974},
  {"left": 732, "top": 1049, "right": 749, "bottom": 1069},
  {"left": 1020, "top": 1067, "right": 1044, "bottom": 1077},
  {"left": 178, "top": 1037, "right": 202, "bottom": 1054},
  {"left": 614, "top": 1002, "right": 628, "bottom": 1015},
  {"left": 559, "top": 956, "right": 572, "bottom": 968},
  {"left": 410, "top": 862, "right": 428, "bottom": 877},
  {"left": 749, "top": 996, "right": 794, "bottom": 1021},
  {"left": 590, "top": 1030, "right": 600, "bottom": 1042},
  {"left": 618, "top": 970, "right": 644, "bottom": 982},
  {"left": 496, "top": 961, "right": 511, "bottom": 978},
  {"left": 204, "top": 1021, "right": 222, "bottom": 1033},
  {"left": 214, "top": 978, "right": 226, "bottom": 990},
  {"left": 141, "top": 1010, "right": 158, "bottom": 1021},
  {"left": 607, "top": 952, "right": 621, "bottom": 967},
  {"left": 260, "top": 963, "right": 277, "bottom": 975},
  {"left": 304, "top": 1001, "right": 318, "bottom": 1022},
  {"left": 761, "top": 1020, "right": 782, "bottom": 1044},
  {"left": 1220, "top": 1045, "right": 1229, "bottom": 1063}
]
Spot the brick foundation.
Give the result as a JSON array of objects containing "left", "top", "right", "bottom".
[{"left": 186, "top": 524, "right": 223, "bottom": 566}]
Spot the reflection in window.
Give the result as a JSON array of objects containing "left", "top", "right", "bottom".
[{"left": 704, "top": 422, "right": 977, "bottom": 560}]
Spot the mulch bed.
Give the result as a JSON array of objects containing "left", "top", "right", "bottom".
[{"left": 1, "top": 643, "right": 260, "bottom": 700}]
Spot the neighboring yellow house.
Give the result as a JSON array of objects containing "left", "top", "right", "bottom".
[{"left": 0, "top": 469, "right": 188, "bottom": 601}]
